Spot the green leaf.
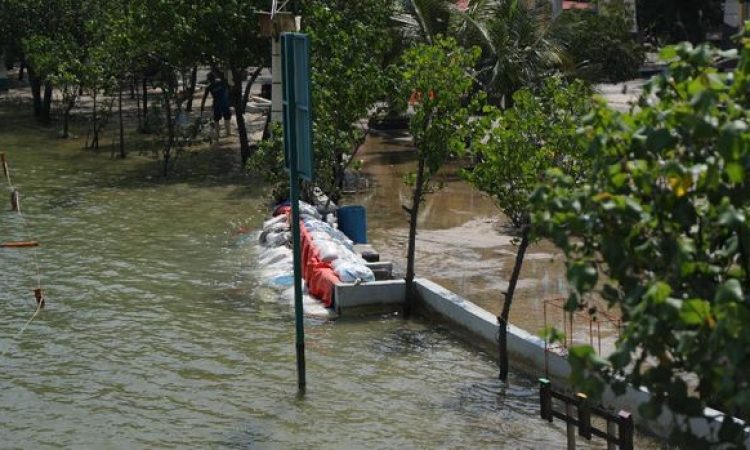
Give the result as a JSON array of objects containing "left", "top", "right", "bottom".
[
  {"left": 714, "top": 279, "right": 743, "bottom": 303},
  {"left": 725, "top": 162, "right": 744, "bottom": 184},
  {"left": 567, "top": 262, "right": 598, "bottom": 293},
  {"left": 645, "top": 282, "right": 672, "bottom": 304},
  {"left": 680, "top": 299, "right": 711, "bottom": 326}
]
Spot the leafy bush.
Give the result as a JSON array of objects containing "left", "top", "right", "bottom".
[
  {"left": 466, "top": 76, "right": 593, "bottom": 228},
  {"left": 247, "top": 122, "right": 286, "bottom": 183},
  {"left": 552, "top": 1, "right": 644, "bottom": 82},
  {"left": 531, "top": 39, "right": 749, "bottom": 446}
]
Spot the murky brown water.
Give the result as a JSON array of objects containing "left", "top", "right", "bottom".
[
  {"left": 0, "top": 104, "right": 644, "bottom": 448},
  {"left": 352, "top": 132, "right": 620, "bottom": 351}
]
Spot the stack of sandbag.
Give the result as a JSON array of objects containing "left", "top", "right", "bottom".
[
  {"left": 259, "top": 214, "right": 291, "bottom": 248},
  {"left": 302, "top": 216, "right": 374, "bottom": 283}
]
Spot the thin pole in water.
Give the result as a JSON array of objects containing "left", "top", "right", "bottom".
[
  {"left": 285, "top": 42, "right": 306, "bottom": 392},
  {"left": 290, "top": 164, "right": 306, "bottom": 392}
]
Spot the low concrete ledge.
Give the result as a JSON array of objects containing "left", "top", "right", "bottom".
[
  {"left": 334, "top": 279, "right": 405, "bottom": 315},
  {"left": 365, "top": 261, "right": 393, "bottom": 280},
  {"left": 414, "top": 278, "right": 570, "bottom": 384},
  {"left": 412, "top": 277, "right": 750, "bottom": 445}
]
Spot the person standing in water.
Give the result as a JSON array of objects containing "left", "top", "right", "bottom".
[{"left": 200, "top": 71, "right": 232, "bottom": 138}]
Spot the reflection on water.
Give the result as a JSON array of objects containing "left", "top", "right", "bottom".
[
  {"left": 0, "top": 114, "right": 604, "bottom": 448},
  {"left": 352, "top": 133, "right": 619, "bottom": 349}
]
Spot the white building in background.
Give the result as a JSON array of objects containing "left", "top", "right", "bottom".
[{"left": 725, "top": 1, "right": 749, "bottom": 28}]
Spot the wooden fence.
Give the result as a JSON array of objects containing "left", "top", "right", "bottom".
[{"left": 540, "top": 378, "right": 634, "bottom": 450}]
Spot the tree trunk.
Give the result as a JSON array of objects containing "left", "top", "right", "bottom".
[
  {"left": 404, "top": 154, "right": 426, "bottom": 317},
  {"left": 41, "top": 82, "right": 52, "bottom": 123},
  {"left": 498, "top": 226, "right": 530, "bottom": 381},
  {"left": 118, "top": 83, "right": 125, "bottom": 158},
  {"left": 135, "top": 76, "right": 142, "bottom": 130},
  {"left": 61, "top": 93, "right": 76, "bottom": 139},
  {"left": 162, "top": 88, "right": 174, "bottom": 177},
  {"left": 185, "top": 65, "right": 198, "bottom": 112},
  {"left": 231, "top": 67, "right": 252, "bottom": 165},
  {"left": 18, "top": 61, "right": 25, "bottom": 81},
  {"left": 62, "top": 108, "right": 70, "bottom": 138},
  {"left": 242, "top": 67, "right": 263, "bottom": 114},
  {"left": 142, "top": 77, "right": 148, "bottom": 120},
  {"left": 29, "top": 72, "right": 42, "bottom": 118},
  {"left": 91, "top": 92, "right": 99, "bottom": 150}
]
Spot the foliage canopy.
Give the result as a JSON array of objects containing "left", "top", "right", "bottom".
[{"left": 531, "top": 38, "right": 750, "bottom": 446}]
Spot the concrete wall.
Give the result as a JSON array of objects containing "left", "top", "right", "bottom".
[
  {"left": 334, "top": 279, "right": 405, "bottom": 315},
  {"left": 414, "top": 278, "right": 571, "bottom": 383},
  {"left": 413, "top": 278, "right": 750, "bottom": 446}
]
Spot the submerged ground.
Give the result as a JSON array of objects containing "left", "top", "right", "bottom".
[{"left": 0, "top": 94, "right": 659, "bottom": 448}]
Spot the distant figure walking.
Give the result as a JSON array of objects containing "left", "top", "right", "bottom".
[{"left": 201, "top": 72, "right": 232, "bottom": 138}]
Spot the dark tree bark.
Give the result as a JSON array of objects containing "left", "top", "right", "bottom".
[
  {"left": 404, "top": 154, "right": 426, "bottom": 317},
  {"left": 498, "top": 225, "right": 530, "bottom": 381},
  {"left": 162, "top": 86, "right": 175, "bottom": 177},
  {"left": 231, "top": 66, "right": 263, "bottom": 166},
  {"left": 29, "top": 71, "right": 42, "bottom": 118},
  {"left": 185, "top": 65, "right": 198, "bottom": 112},
  {"left": 90, "top": 92, "right": 99, "bottom": 150},
  {"left": 142, "top": 77, "right": 148, "bottom": 120},
  {"left": 41, "top": 82, "right": 52, "bottom": 123},
  {"left": 61, "top": 91, "right": 77, "bottom": 138},
  {"left": 242, "top": 67, "right": 263, "bottom": 114},
  {"left": 135, "top": 76, "right": 142, "bottom": 130},
  {"left": 118, "top": 83, "right": 125, "bottom": 158},
  {"left": 17, "top": 60, "right": 25, "bottom": 81}
]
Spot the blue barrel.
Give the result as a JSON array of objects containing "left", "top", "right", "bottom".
[{"left": 337, "top": 205, "right": 367, "bottom": 244}]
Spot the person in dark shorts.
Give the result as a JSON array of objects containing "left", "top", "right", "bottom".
[{"left": 200, "top": 71, "right": 232, "bottom": 138}]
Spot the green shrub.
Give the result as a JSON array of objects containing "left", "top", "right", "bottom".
[
  {"left": 531, "top": 38, "right": 750, "bottom": 446},
  {"left": 553, "top": 1, "right": 644, "bottom": 82}
]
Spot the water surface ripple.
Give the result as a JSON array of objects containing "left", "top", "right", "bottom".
[{"left": 1, "top": 121, "right": 607, "bottom": 448}]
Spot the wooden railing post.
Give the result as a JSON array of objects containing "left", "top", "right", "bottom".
[
  {"left": 577, "top": 393, "right": 591, "bottom": 439},
  {"left": 618, "top": 411, "right": 634, "bottom": 450},
  {"left": 540, "top": 378, "right": 552, "bottom": 422},
  {"left": 607, "top": 420, "right": 617, "bottom": 450},
  {"left": 566, "top": 402, "right": 576, "bottom": 449}
]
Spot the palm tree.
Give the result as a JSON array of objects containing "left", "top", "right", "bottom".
[
  {"left": 394, "top": 0, "right": 570, "bottom": 107},
  {"left": 461, "top": 0, "right": 570, "bottom": 107},
  {"left": 392, "top": 0, "right": 454, "bottom": 43}
]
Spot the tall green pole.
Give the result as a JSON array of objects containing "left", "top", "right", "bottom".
[
  {"left": 290, "top": 145, "right": 306, "bottom": 392},
  {"left": 284, "top": 34, "right": 306, "bottom": 393}
]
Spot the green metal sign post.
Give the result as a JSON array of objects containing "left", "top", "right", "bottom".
[{"left": 281, "top": 32, "right": 314, "bottom": 392}]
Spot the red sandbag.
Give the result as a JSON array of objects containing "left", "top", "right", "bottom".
[{"left": 283, "top": 212, "right": 341, "bottom": 307}]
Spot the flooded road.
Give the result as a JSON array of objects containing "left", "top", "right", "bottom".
[
  {"left": 0, "top": 107, "right": 623, "bottom": 448},
  {"left": 353, "top": 132, "right": 620, "bottom": 350}
]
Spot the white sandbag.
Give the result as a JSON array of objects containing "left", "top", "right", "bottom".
[
  {"left": 316, "top": 239, "right": 344, "bottom": 262},
  {"left": 263, "top": 215, "right": 287, "bottom": 229},
  {"left": 263, "top": 231, "right": 291, "bottom": 248},
  {"left": 334, "top": 262, "right": 375, "bottom": 283},
  {"left": 263, "top": 221, "right": 289, "bottom": 234},
  {"left": 310, "top": 231, "right": 334, "bottom": 242},
  {"left": 298, "top": 201, "right": 321, "bottom": 219},
  {"left": 258, "top": 246, "right": 289, "bottom": 266},
  {"left": 330, "top": 252, "right": 365, "bottom": 268}
]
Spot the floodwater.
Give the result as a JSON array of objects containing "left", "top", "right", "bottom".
[
  {"left": 0, "top": 107, "right": 632, "bottom": 448},
  {"left": 352, "top": 132, "right": 622, "bottom": 353}
]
